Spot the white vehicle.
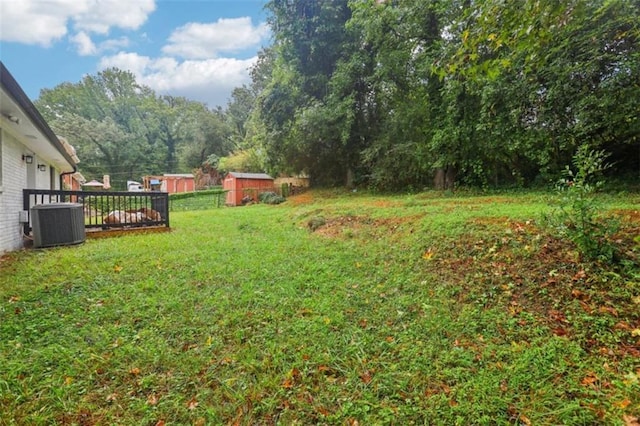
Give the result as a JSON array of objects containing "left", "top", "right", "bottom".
[{"left": 127, "top": 180, "right": 145, "bottom": 192}]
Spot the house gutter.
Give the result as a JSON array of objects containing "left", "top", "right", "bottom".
[
  {"left": 0, "top": 61, "right": 77, "bottom": 170},
  {"left": 60, "top": 167, "right": 77, "bottom": 190}
]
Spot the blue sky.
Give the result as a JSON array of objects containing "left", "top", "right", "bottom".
[{"left": 0, "top": 0, "right": 270, "bottom": 109}]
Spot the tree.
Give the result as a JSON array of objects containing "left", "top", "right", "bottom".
[
  {"left": 259, "top": 0, "right": 359, "bottom": 185},
  {"left": 36, "top": 68, "right": 233, "bottom": 188},
  {"left": 36, "top": 69, "right": 159, "bottom": 188}
]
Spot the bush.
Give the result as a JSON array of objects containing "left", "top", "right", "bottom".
[
  {"left": 544, "top": 146, "right": 619, "bottom": 263},
  {"left": 169, "top": 187, "right": 224, "bottom": 201},
  {"left": 258, "top": 191, "right": 286, "bottom": 205}
]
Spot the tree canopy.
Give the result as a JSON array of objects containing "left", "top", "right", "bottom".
[
  {"left": 38, "top": 1, "right": 640, "bottom": 190},
  {"left": 250, "top": 0, "right": 639, "bottom": 189},
  {"left": 36, "top": 68, "right": 236, "bottom": 189}
]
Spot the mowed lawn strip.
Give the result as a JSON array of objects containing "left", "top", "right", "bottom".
[{"left": 1, "top": 190, "right": 639, "bottom": 425}]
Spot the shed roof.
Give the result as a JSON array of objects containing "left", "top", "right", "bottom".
[{"left": 228, "top": 172, "right": 273, "bottom": 180}]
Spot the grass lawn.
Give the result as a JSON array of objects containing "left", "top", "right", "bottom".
[{"left": 1, "top": 190, "right": 639, "bottom": 425}]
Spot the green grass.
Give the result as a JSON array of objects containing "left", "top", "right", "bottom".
[
  {"left": 1, "top": 190, "right": 639, "bottom": 425},
  {"left": 169, "top": 189, "right": 227, "bottom": 211}
]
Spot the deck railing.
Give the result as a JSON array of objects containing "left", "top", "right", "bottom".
[{"left": 23, "top": 189, "right": 170, "bottom": 235}]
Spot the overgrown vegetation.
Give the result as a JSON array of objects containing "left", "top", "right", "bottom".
[
  {"left": 169, "top": 188, "right": 228, "bottom": 211},
  {"left": 33, "top": 1, "right": 640, "bottom": 192},
  {"left": 1, "top": 190, "right": 639, "bottom": 424},
  {"left": 252, "top": 0, "right": 639, "bottom": 189},
  {"left": 258, "top": 191, "right": 286, "bottom": 205},
  {"left": 545, "top": 147, "right": 619, "bottom": 263}
]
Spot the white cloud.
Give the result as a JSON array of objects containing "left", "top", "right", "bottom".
[
  {"left": 0, "top": 0, "right": 83, "bottom": 46},
  {"left": 99, "top": 37, "right": 130, "bottom": 52},
  {"left": 163, "top": 17, "right": 269, "bottom": 59},
  {"left": 70, "top": 32, "right": 130, "bottom": 56},
  {"left": 70, "top": 31, "right": 97, "bottom": 55},
  {"left": 0, "top": 0, "right": 155, "bottom": 46},
  {"left": 99, "top": 52, "right": 256, "bottom": 107},
  {"left": 73, "top": 0, "right": 156, "bottom": 34}
]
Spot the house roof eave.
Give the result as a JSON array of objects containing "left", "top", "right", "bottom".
[{"left": 0, "top": 61, "right": 77, "bottom": 170}]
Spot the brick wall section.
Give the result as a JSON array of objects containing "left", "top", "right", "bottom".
[
  {"left": 0, "top": 128, "right": 60, "bottom": 253},
  {"left": 0, "top": 128, "right": 28, "bottom": 253}
]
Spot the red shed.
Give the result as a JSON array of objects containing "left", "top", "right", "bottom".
[
  {"left": 223, "top": 172, "right": 275, "bottom": 206},
  {"left": 142, "top": 174, "right": 195, "bottom": 194}
]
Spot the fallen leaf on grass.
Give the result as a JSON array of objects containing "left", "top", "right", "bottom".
[
  {"left": 572, "top": 270, "right": 587, "bottom": 281},
  {"left": 553, "top": 327, "right": 569, "bottom": 336},
  {"left": 282, "top": 378, "right": 294, "bottom": 389},
  {"left": 219, "top": 357, "right": 233, "bottom": 365},
  {"left": 8, "top": 295, "right": 20, "bottom": 303},
  {"left": 631, "top": 329, "right": 640, "bottom": 337},
  {"left": 623, "top": 414, "right": 640, "bottom": 426},
  {"left": 129, "top": 367, "right": 141, "bottom": 376},
  {"left": 186, "top": 398, "right": 198, "bottom": 410},
  {"left": 598, "top": 306, "right": 619, "bottom": 317},
  {"left": 581, "top": 372, "right": 598, "bottom": 387},
  {"left": 519, "top": 414, "right": 532, "bottom": 425},
  {"left": 113, "top": 265, "right": 123, "bottom": 273},
  {"left": 571, "top": 289, "right": 590, "bottom": 300},
  {"left": 549, "top": 310, "right": 567, "bottom": 322},
  {"left": 147, "top": 394, "right": 159, "bottom": 406},
  {"left": 579, "top": 301, "right": 594, "bottom": 313},
  {"left": 64, "top": 376, "right": 73, "bottom": 385},
  {"left": 282, "top": 368, "right": 301, "bottom": 389},
  {"left": 316, "top": 406, "right": 330, "bottom": 416},
  {"left": 181, "top": 343, "right": 198, "bottom": 352},
  {"left": 422, "top": 249, "right": 434, "bottom": 260},
  {"left": 615, "top": 399, "right": 631, "bottom": 409},
  {"left": 155, "top": 420, "right": 166, "bottom": 426},
  {"left": 360, "top": 370, "right": 373, "bottom": 384}
]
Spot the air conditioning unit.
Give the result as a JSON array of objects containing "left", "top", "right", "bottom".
[{"left": 31, "top": 203, "right": 86, "bottom": 248}]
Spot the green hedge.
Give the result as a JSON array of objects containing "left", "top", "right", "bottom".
[{"left": 169, "top": 188, "right": 228, "bottom": 211}]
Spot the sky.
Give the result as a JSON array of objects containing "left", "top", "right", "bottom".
[{"left": 0, "top": 0, "right": 270, "bottom": 109}]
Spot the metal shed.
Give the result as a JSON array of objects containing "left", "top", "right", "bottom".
[{"left": 223, "top": 172, "right": 274, "bottom": 206}]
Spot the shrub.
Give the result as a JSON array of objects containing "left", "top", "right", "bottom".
[
  {"left": 545, "top": 146, "right": 619, "bottom": 263},
  {"left": 258, "top": 191, "right": 286, "bottom": 205}
]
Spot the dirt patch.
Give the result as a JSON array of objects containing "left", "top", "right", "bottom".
[
  {"left": 367, "top": 200, "right": 404, "bottom": 208},
  {"left": 289, "top": 192, "right": 314, "bottom": 206},
  {"left": 611, "top": 209, "right": 640, "bottom": 223},
  {"left": 467, "top": 216, "right": 539, "bottom": 234},
  {"left": 467, "top": 216, "right": 511, "bottom": 226},
  {"left": 428, "top": 218, "right": 640, "bottom": 360},
  {"left": 311, "top": 214, "right": 424, "bottom": 238},
  {"left": 313, "top": 215, "right": 369, "bottom": 238}
]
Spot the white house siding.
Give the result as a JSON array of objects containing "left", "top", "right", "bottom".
[
  {"left": 0, "top": 128, "right": 62, "bottom": 253},
  {"left": 0, "top": 128, "right": 29, "bottom": 253}
]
